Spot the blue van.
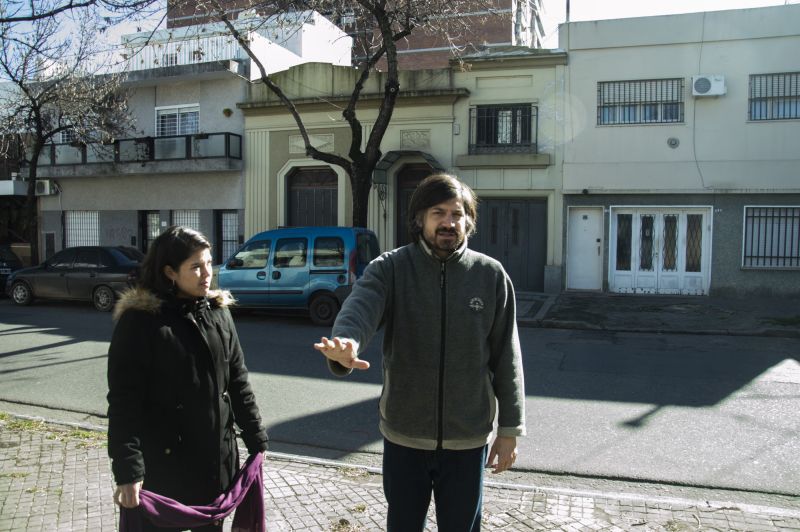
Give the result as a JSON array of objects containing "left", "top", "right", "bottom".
[{"left": 217, "top": 226, "right": 380, "bottom": 325}]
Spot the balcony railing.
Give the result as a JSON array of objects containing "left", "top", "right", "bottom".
[
  {"left": 122, "top": 34, "right": 246, "bottom": 72},
  {"left": 36, "top": 132, "right": 242, "bottom": 167},
  {"left": 468, "top": 104, "right": 538, "bottom": 155}
]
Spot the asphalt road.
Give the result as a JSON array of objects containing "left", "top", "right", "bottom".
[{"left": 0, "top": 298, "right": 798, "bottom": 497}]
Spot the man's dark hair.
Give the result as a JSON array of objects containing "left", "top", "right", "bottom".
[
  {"left": 407, "top": 173, "right": 478, "bottom": 243},
  {"left": 138, "top": 225, "right": 211, "bottom": 295}
]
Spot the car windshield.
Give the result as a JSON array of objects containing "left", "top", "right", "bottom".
[{"left": 0, "top": 248, "right": 21, "bottom": 264}]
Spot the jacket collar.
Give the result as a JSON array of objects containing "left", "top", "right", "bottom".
[
  {"left": 417, "top": 237, "right": 468, "bottom": 263},
  {"left": 113, "top": 287, "right": 235, "bottom": 321}
]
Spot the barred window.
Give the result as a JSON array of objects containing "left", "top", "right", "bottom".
[
  {"left": 65, "top": 211, "right": 99, "bottom": 247},
  {"left": 749, "top": 72, "right": 800, "bottom": 121},
  {"left": 469, "top": 104, "right": 538, "bottom": 154},
  {"left": 171, "top": 209, "right": 200, "bottom": 231},
  {"left": 743, "top": 207, "right": 800, "bottom": 268},
  {"left": 597, "top": 79, "right": 684, "bottom": 125},
  {"left": 156, "top": 105, "right": 199, "bottom": 137}
]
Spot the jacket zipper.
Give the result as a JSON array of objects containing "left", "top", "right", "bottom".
[{"left": 437, "top": 260, "right": 446, "bottom": 450}]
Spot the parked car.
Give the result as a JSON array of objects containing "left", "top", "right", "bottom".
[
  {"left": 5, "top": 246, "right": 143, "bottom": 311},
  {"left": 0, "top": 246, "right": 24, "bottom": 294},
  {"left": 217, "top": 226, "right": 380, "bottom": 325}
]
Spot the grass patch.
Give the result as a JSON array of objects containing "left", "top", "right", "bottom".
[
  {"left": 351, "top": 503, "right": 367, "bottom": 513},
  {"left": 330, "top": 519, "right": 363, "bottom": 532},
  {"left": 2, "top": 415, "right": 106, "bottom": 447},
  {"left": 0, "top": 412, "right": 9, "bottom": 422},
  {"left": 0, "top": 472, "right": 28, "bottom": 479}
]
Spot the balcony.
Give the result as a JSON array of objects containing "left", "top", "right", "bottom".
[
  {"left": 456, "top": 104, "right": 550, "bottom": 169},
  {"left": 29, "top": 132, "right": 243, "bottom": 179}
]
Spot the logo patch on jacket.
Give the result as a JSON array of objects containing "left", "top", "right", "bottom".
[{"left": 468, "top": 297, "right": 485, "bottom": 312}]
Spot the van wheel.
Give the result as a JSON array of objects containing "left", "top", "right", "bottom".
[
  {"left": 310, "top": 294, "right": 338, "bottom": 326},
  {"left": 93, "top": 285, "right": 116, "bottom": 312}
]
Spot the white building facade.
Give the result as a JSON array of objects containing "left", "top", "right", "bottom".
[{"left": 560, "top": 5, "right": 800, "bottom": 296}]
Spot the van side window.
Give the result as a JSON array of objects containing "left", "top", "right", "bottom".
[
  {"left": 274, "top": 238, "right": 307, "bottom": 268},
  {"left": 233, "top": 240, "right": 270, "bottom": 269},
  {"left": 313, "top": 237, "right": 345, "bottom": 267}
]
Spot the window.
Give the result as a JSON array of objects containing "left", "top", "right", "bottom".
[
  {"left": 59, "top": 129, "right": 77, "bottom": 144},
  {"left": 274, "top": 238, "right": 307, "bottom": 268},
  {"left": 162, "top": 52, "right": 178, "bottom": 67},
  {"left": 597, "top": 78, "right": 684, "bottom": 125},
  {"left": 232, "top": 240, "right": 270, "bottom": 269},
  {"left": 65, "top": 211, "right": 99, "bottom": 247},
  {"left": 49, "top": 249, "right": 76, "bottom": 269},
  {"left": 313, "top": 237, "right": 345, "bottom": 267},
  {"left": 140, "top": 211, "right": 160, "bottom": 252},
  {"left": 743, "top": 207, "right": 800, "bottom": 268},
  {"left": 749, "top": 72, "right": 800, "bottom": 121},
  {"left": 469, "top": 104, "right": 537, "bottom": 154},
  {"left": 216, "top": 210, "right": 239, "bottom": 264},
  {"left": 171, "top": 210, "right": 200, "bottom": 231},
  {"left": 156, "top": 106, "right": 199, "bottom": 137},
  {"left": 74, "top": 248, "right": 101, "bottom": 269}
]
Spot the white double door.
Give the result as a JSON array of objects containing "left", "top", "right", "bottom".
[{"left": 609, "top": 207, "right": 711, "bottom": 295}]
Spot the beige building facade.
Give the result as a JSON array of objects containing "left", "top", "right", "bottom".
[{"left": 240, "top": 49, "right": 567, "bottom": 292}]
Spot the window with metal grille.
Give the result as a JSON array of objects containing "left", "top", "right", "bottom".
[
  {"left": 171, "top": 210, "right": 200, "bottom": 231},
  {"left": 749, "top": 72, "right": 800, "bottom": 121},
  {"left": 597, "top": 79, "right": 684, "bottom": 125},
  {"left": 156, "top": 106, "right": 199, "bottom": 137},
  {"left": 65, "top": 211, "right": 99, "bottom": 247},
  {"left": 59, "top": 129, "right": 77, "bottom": 144},
  {"left": 140, "top": 211, "right": 161, "bottom": 252},
  {"left": 743, "top": 207, "right": 800, "bottom": 268},
  {"left": 469, "top": 104, "right": 537, "bottom": 154},
  {"left": 217, "top": 210, "right": 238, "bottom": 263}
]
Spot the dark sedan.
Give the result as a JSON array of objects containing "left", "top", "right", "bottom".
[
  {"left": 0, "top": 246, "right": 23, "bottom": 293},
  {"left": 5, "top": 246, "right": 143, "bottom": 311}
]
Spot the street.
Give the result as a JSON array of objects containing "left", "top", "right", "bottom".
[{"left": 0, "top": 298, "right": 798, "bottom": 497}]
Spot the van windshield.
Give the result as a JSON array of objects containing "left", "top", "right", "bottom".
[{"left": 357, "top": 233, "right": 380, "bottom": 265}]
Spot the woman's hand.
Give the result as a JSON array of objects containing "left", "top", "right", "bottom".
[{"left": 114, "top": 481, "right": 143, "bottom": 508}]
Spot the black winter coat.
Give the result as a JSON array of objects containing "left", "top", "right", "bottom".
[{"left": 107, "top": 288, "right": 268, "bottom": 505}]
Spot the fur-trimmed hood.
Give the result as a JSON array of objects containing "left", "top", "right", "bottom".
[{"left": 113, "top": 287, "right": 235, "bottom": 321}]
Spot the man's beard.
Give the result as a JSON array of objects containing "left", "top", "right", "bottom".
[{"left": 424, "top": 228, "right": 464, "bottom": 256}]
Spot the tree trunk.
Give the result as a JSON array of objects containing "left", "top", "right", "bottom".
[
  {"left": 25, "top": 147, "right": 41, "bottom": 265},
  {"left": 350, "top": 166, "right": 373, "bottom": 228}
]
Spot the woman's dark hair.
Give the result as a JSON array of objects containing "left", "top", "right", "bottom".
[
  {"left": 138, "top": 225, "right": 211, "bottom": 294},
  {"left": 407, "top": 173, "right": 478, "bottom": 243}
]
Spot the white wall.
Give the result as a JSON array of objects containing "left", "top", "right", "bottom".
[{"left": 560, "top": 4, "right": 800, "bottom": 194}]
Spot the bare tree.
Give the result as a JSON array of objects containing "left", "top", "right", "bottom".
[
  {"left": 189, "top": 0, "right": 538, "bottom": 228},
  {"left": 0, "top": 7, "right": 135, "bottom": 264},
  {"left": 0, "top": 0, "right": 160, "bottom": 24}
]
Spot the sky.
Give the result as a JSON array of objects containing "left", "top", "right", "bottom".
[{"left": 538, "top": 0, "right": 798, "bottom": 47}]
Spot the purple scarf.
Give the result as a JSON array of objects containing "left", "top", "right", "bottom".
[{"left": 120, "top": 453, "right": 264, "bottom": 532}]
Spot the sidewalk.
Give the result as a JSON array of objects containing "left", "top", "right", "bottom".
[
  {"left": 2, "top": 415, "right": 799, "bottom": 531},
  {"left": 517, "top": 291, "right": 800, "bottom": 338}
]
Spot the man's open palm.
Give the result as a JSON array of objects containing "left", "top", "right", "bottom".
[{"left": 314, "top": 337, "right": 370, "bottom": 370}]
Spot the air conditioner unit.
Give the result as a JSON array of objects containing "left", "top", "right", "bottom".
[
  {"left": 692, "top": 75, "right": 726, "bottom": 97},
  {"left": 35, "top": 179, "right": 57, "bottom": 196}
]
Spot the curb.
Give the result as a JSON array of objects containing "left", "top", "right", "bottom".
[{"left": 519, "top": 319, "right": 800, "bottom": 339}]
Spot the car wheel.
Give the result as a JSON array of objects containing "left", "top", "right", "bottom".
[
  {"left": 309, "top": 294, "right": 339, "bottom": 326},
  {"left": 93, "top": 285, "right": 116, "bottom": 312},
  {"left": 10, "top": 281, "right": 33, "bottom": 306}
]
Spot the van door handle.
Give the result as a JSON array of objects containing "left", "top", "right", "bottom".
[
  {"left": 272, "top": 271, "right": 281, "bottom": 280},
  {"left": 257, "top": 271, "right": 266, "bottom": 280}
]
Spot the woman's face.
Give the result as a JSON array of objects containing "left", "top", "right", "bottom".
[{"left": 164, "top": 247, "right": 213, "bottom": 299}]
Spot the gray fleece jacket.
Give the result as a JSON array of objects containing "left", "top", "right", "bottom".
[{"left": 329, "top": 239, "right": 526, "bottom": 451}]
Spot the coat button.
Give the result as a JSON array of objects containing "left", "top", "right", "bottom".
[
  {"left": 164, "top": 448, "right": 171, "bottom": 455},
  {"left": 176, "top": 404, "right": 184, "bottom": 410}
]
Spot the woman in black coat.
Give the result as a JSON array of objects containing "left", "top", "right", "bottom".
[{"left": 107, "top": 226, "right": 268, "bottom": 532}]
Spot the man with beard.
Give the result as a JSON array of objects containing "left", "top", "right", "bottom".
[{"left": 314, "top": 173, "right": 525, "bottom": 532}]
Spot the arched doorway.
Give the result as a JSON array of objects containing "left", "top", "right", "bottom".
[
  {"left": 395, "top": 164, "right": 435, "bottom": 248},
  {"left": 287, "top": 167, "right": 338, "bottom": 227}
]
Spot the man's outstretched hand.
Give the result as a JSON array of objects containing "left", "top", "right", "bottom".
[{"left": 313, "top": 337, "right": 370, "bottom": 370}]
